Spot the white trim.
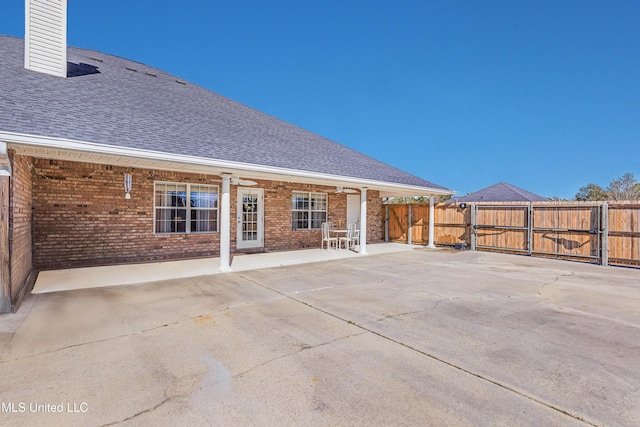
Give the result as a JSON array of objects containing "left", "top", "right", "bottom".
[
  {"left": 1, "top": 131, "right": 454, "bottom": 197},
  {"left": 220, "top": 174, "right": 231, "bottom": 271},
  {"left": 427, "top": 195, "right": 436, "bottom": 248},
  {"left": 359, "top": 188, "right": 368, "bottom": 255},
  {"left": 346, "top": 194, "right": 360, "bottom": 229}
]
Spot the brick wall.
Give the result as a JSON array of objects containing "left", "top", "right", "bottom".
[
  {"left": 9, "top": 153, "right": 34, "bottom": 305},
  {"left": 31, "top": 158, "right": 383, "bottom": 269},
  {"left": 33, "top": 160, "right": 221, "bottom": 268},
  {"left": 366, "top": 191, "right": 383, "bottom": 241}
]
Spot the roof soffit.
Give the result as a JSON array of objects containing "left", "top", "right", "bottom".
[{"left": 4, "top": 132, "right": 453, "bottom": 196}]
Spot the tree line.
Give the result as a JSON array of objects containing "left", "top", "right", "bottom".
[
  {"left": 384, "top": 173, "right": 639, "bottom": 204},
  {"left": 575, "top": 173, "right": 640, "bottom": 201}
]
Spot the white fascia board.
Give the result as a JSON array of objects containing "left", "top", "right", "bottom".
[{"left": 0, "top": 131, "right": 453, "bottom": 196}]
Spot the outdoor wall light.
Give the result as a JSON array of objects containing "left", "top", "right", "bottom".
[{"left": 124, "top": 173, "right": 132, "bottom": 199}]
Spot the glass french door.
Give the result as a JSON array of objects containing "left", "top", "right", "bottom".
[{"left": 236, "top": 188, "right": 264, "bottom": 249}]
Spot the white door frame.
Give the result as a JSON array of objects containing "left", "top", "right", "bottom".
[
  {"left": 346, "top": 194, "right": 360, "bottom": 228},
  {"left": 236, "top": 187, "right": 264, "bottom": 250}
]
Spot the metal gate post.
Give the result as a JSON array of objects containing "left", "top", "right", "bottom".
[
  {"left": 384, "top": 204, "right": 389, "bottom": 242},
  {"left": 407, "top": 204, "right": 412, "bottom": 245},
  {"left": 601, "top": 202, "right": 609, "bottom": 266},
  {"left": 470, "top": 203, "right": 477, "bottom": 251},
  {"left": 528, "top": 203, "right": 533, "bottom": 254}
]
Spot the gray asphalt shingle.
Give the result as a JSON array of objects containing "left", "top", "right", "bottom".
[
  {"left": 454, "top": 182, "right": 547, "bottom": 202},
  {"left": 0, "top": 35, "right": 450, "bottom": 191}
]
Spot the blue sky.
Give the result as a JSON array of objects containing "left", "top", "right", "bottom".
[{"left": 2, "top": 1, "right": 639, "bottom": 199}]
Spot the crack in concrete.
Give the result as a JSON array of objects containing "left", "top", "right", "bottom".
[
  {"left": 289, "top": 286, "right": 333, "bottom": 295},
  {"left": 0, "top": 297, "right": 285, "bottom": 364},
  {"left": 364, "top": 297, "right": 463, "bottom": 325},
  {"left": 537, "top": 272, "right": 575, "bottom": 297},
  {"left": 365, "top": 309, "right": 427, "bottom": 325},
  {"left": 101, "top": 395, "right": 172, "bottom": 426},
  {"left": 372, "top": 277, "right": 385, "bottom": 286},
  {"left": 240, "top": 274, "right": 599, "bottom": 427},
  {"left": 0, "top": 321, "right": 179, "bottom": 365},
  {"left": 432, "top": 298, "right": 451, "bottom": 309},
  {"left": 235, "top": 331, "right": 366, "bottom": 378}
]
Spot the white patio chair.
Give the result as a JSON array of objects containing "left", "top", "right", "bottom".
[
  {"left": 321, "top": 222, "right": 338, "bottom": 250},
  {"left": 339, "top": 223, "right": 355, "bottom": 250},
  {"left": 350, "top": 228, "right": 360, "bottom": 250}
]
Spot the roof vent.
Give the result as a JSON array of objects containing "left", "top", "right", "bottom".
[{"left": 24, "top": 0, "right": 68, "bottom": 78}]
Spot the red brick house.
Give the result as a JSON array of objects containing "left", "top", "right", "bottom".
[{"left": 0, "top": 1, "right": 452, "bottom": 312}]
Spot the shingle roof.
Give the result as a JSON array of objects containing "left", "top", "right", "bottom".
[
  {"left": 0, "top": 35, "right": 450, "bottom": 192},
  {"left": 454, "top": 182, "right": 547, "bottom": 202}
]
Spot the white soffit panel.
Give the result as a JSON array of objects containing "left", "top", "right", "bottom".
[{"left": 25, "top": 0, "right": 67, "bottom": 78}]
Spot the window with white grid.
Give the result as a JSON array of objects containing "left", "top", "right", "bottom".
[
  {"left": 292, "top": 191, "right": 327, "bottom": 230},
  {"left": 154, "top": 182, "right": 218, "bottom": 234}
]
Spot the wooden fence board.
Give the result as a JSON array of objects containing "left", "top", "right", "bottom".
[
  {"left": 388, "top": 205, "right": 408, "bottom": 242},
  {"left": 0, "top": 176, "right": 11, "bottom": 312},
  {"left": 532, "top": 231, "right": 597, "bottom": 257},
  {"left": 477, "top": 229, "right": 528, "bottom": 251},
  {"left": 608, "top": 204, "right": 640, "bottom": 266},
  {"left": 410, "top": 205, "right": 429, "bottom": 244},
  {"left": 434, "top": 204, "right": 468, "bottom": 245}
]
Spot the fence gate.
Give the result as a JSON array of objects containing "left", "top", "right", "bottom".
[
  {"left": 530, "top": 204, "right": 601, "bottom": 261},
  {"left": 471, "top": 203, "right": 603, "bottom": 262},
  {"left": 607, "top": 203, "right": 640, "bottom": 266},
  {"left": 472, "top": 204, "right": 532, "bottom": 253}
]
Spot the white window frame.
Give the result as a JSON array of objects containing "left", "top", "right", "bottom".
[
  {"left": 154, "top": 181, "right": 219, "bottom": 234},
  {"left": 292, "top": 191, "right": 328, "bottom": 230}
]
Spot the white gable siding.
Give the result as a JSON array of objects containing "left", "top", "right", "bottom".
[{"left": 24, "top": 0, "right": 67, "bottom": 78}]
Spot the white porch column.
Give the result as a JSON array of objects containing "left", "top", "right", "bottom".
[
  {"left": 427, "top": 195, "right": 436, "bottom": 248},
  {"left": 219, "top": 174, "right": 232, "bottom": 271},
  {"left": 359, "top": 187, "right": 368, "bottom": 255}
]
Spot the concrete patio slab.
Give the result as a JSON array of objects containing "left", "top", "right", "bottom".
[
  {"left": 32, "top": 242, "right": 421, "bottom": 294},
  {"left": 2, "top": 249, "right": 639, "bottom": 426}
]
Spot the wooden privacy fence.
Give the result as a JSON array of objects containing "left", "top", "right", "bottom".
[{"left": 383, "top": 201, "right": 640, "bottom": 268}]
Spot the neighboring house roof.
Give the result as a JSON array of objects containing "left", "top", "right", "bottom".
[
  {"left": 454, "top": 182, "right": 547, "bottom": 202},
  {"left": 0, "top": 35, "right": 451, "bottom": 196}
]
